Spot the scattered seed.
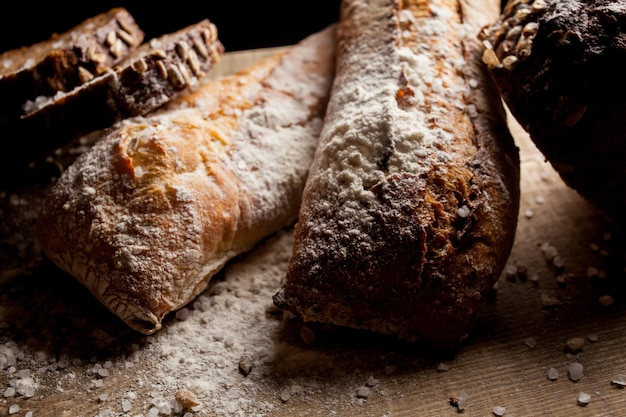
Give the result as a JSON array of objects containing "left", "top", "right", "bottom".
[
  {"left": 540, "top": 242, "right": 558, "bottom": 261},
  {"left": 577, "top": 392, "right": 591, "bottom": 406},
  {"left": 493, "top": 405, "right": 507, "bottom": 416},
  {"left": 541, "top": 292, "right": 560, "bottom": 307},
  {"left": 548, "top": 367, "right": 559, "bottom": 381},
  {"left": 569, "top": 363, "right": 584, "bottom": 382},
  {"left": 175, "top": 388, "right": 200, "bottom": 410},
  {"left": 587, "top": 334, "right": 599, "bottom": 343},
  {"left": 450, "top": 391, "right": 469, "bottom": 412},
  {"left": 504, "top": 264, "right": 517, "bottom": 281},
  {"left": 525, "top": 337, "right": 537, "bottom": 348},
  {"left": 599, "top": 295, "right": 614, "bottom": 307},
  {"left": 564, "top": 337, "right": 585, "bottom": 353},
  {"left": 524, "top": 208, "right": 534, "bottom": 219},
  {"left": 365, "top": 376, "right": 379, "bottom": 387},
  {"left": 552, "top": 255, "right": 565, "bottom": 271},
  {"left": 356, "top": 386, "right": 371, "bottom": 398},
  {"left": 437, "top": 363, "right": 450, "bottom": 372},
  {"left": 530, "top": 272, "right": 540, "bottom": 285},
  {"left": 238, "top": 352, "right": 254, "bottom": 376},
  {"left": 279, "top": 388, "right": 291, "bottom": 402},
  {"left": 611, "top": 374, "right": 626, "bottom": 388}
]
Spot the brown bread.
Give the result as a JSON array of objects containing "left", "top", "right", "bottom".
[{"left": 273, "top": 0, "right": 520, "bottom": 347}]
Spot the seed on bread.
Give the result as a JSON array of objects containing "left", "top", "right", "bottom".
[
  {"left": 0, "top": 8, "right": 144, "bottom": 121},
  {"left": 3, "top": 19, "right": 224, "bottom": 169}
]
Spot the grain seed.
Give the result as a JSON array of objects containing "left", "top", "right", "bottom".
[
  {"left": 568, "top": 363, "right": 584, "bottom": 382},
  {"left": 547, "top": 367, "right": 559, "bottom": 381},
  {"left": 577, "top": 392, "right": 591, "bottom": 406},
  {"left": 564, "top": 337, "right": 585, "bottom": 353},
  {"left": 611, "top": 374, "right": 626, "bottom": 388},
  {"left": 493, "top": 405, "right": 507, "bottom": 416}
]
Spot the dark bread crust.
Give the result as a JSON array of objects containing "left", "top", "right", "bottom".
[
  {"left": 480, "top": 0, "right": 626, "bottom": 231},
  {"left": 2, "top": 19, "right": 224, "bottom": 170},
  {"left": 273, "top": 0, "right": 519, "bottom": 347},
  {"left": 0, "top": 7, "right": 144, "bottom": 121}
]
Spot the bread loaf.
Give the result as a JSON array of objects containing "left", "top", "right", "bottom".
[
  {"left": 3, "top": 19, "right": 224, "bottom": 170},
  {"left": 36, "top": 25, "right": 336, "bottom": 334},
  {"left": 479, "top": 0, "right": 626, "bottom": 232},
  {"left": 0, "top": 7, "right": 144, "bottom": 122},
  {"left": 273, "top": 0, "right": 520, "bottom": 347}
]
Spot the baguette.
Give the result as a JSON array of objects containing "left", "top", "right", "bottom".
[
  {"left": 3, "top": 19, "right": 224, "bottom": 169},
  {"left": 36, "top": 25, "right": 337, "bottom": 334},
  {"left": 0, "top": 7, "right": 144, "bottom": 122},
  {"left": 273, "top": 0, "right": 520, "bottom": 347}
]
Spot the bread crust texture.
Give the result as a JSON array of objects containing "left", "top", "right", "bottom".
[
  {"left": 0, "top": 8, "right": 144, "bottom": 121},
  {"left": 480, "top": 0, "right": 626, "bottom": 232},
  {"left": 273, "top": 0, "right": 520, "bottom": 347},
  {"left": 3, "top": 19, "right": 224, "bottom": 171},
  {"left": 36, "top": 26, "right": 337, "bottom": 334}
]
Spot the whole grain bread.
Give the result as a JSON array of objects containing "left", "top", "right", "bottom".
[
  {"left": 479, "top": 0, "right": 626, "bottom": 232},
  {"left": 0, "top": 7, "right": 144, "bottom": 122},
  {"left": 3, "top": 19, "right": 224, "bottom": 170},
  {"left": 36, "top": 26, "right": 336, "bottom": 335},
  {"left": 273, "top": 0, "right": 520, "bottom": 347}
]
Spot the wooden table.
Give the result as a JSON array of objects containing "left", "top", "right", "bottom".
[{"left": 1, "top": 45, "right": 625, "bottom": 417}]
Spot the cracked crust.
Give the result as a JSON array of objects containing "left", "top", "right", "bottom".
[
  {"left": 273, "top": 0, "right": 519, "bottom": 347},
  {"left": 36, "top": 25, "right": 337, "bottom": 334}
]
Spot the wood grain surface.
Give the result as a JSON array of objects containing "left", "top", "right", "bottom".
[{"left": 1, "top": 45, "right": 625, "bottom": 417}]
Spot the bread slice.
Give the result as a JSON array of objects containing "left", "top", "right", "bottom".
[
  {"left": 36, "top": 25, "right": 337, "bottom": 335},
  {"left": 272, "top": 0, "right": 520, "bottom": 347},
  {"left": 0, "top": 7, "right": 144, "bottom": 121},
  {"left": 4, "top": 19, "right": 224, "bottom": 169}
]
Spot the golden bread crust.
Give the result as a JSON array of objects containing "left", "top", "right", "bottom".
[{"left": 37, "top": 26, "right": 337, "bottom": 334}]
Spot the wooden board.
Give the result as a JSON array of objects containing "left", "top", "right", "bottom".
[{"left": 1, "top": 45, "right": 625, "bottom": 417}]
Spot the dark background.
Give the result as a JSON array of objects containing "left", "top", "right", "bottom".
[{"left": 0, "top": 2, "right": 342, "bottom": 54}]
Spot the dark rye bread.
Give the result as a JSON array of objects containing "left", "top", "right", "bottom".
[
  {"left": 479, "top": 0, "right": 626, "bottom": 232},
  {"left": 273, "top": 0, "right": 520, "bottom": 347},
  {"left": 3, "top": 19, "right": 224, "bottom": 170},
  {"left": 0, "top": 7, "right": 144, "bottom": 122}
]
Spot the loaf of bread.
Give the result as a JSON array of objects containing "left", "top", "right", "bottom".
[
  {"left": 36, "top": 25, "right": 337, "bottom": 334},
  {"left": 4, "top": 19, "right": 224, "bottom": 170},
  {"left": 0, "top": 7, "right": 144, "bottom": 122},
  {"left": 479, "top": 0, "right": 626, "bottom": 232},
  {"left": 273, "top": 0, "right": 520, "bottom": 347}
]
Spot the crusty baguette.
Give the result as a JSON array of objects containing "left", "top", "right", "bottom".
[
  {"left": 0, "top": 7, "right": 144, "bottom": 121},
  {"left": 479, "top": 0, "right": 626, "bottom": 232},
  {"left": 36, "top": 25, "right": 337, "bottom": 334},
  {"left": 273, "top": 0, "right": 520, "bottom": 347},
  {"left": 3, "top": 19, "right": 224, "bottom": 170}
]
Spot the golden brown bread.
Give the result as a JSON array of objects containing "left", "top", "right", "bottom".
[
  {"left": 36, "top": 25, "right": 337, "bottom": 334},
  {"left": 273, "top": 0, "right": 520, "bottom": 347}
]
